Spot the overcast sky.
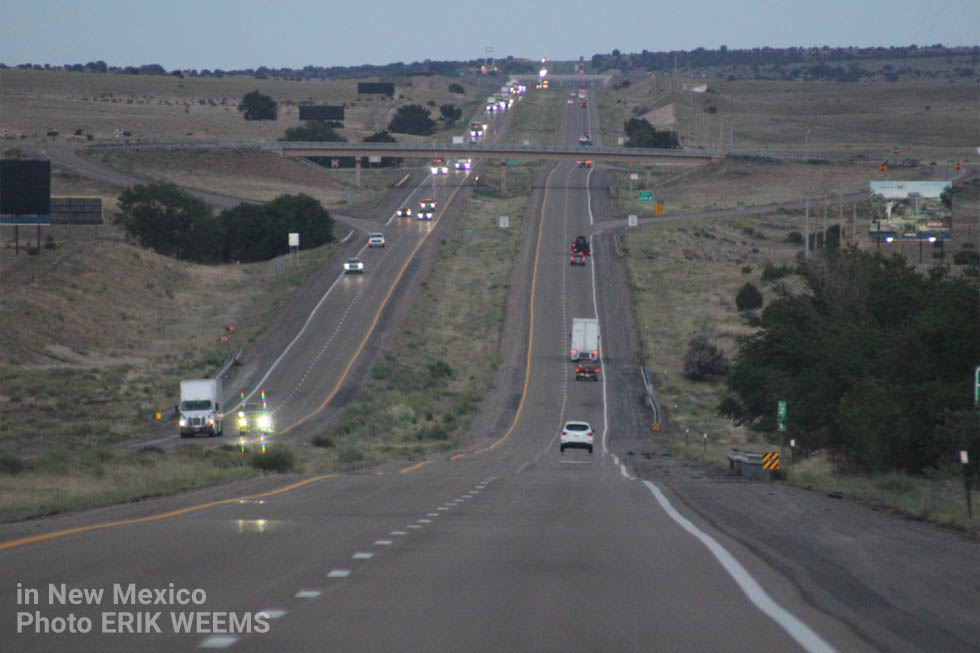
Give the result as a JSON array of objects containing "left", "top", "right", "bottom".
[{"left": 1, "top": 0, "right": 977, "bottom": 71}]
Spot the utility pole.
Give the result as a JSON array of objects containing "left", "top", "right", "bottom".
[{"left": 804, "top": 193, "right": 810, "bottom": 260}]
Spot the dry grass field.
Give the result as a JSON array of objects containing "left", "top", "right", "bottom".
[
  {"left": 614, "top": 74, "right": 979, "bottom": 532},
  {"left": 0, "top": 67, "right": 976, "bottom": 528},
  {"left": 1, "top": 69, "right": 484, "bottom": 149},
  {"left": 600, "top": 73, "right": 978, "bottom": 162}
]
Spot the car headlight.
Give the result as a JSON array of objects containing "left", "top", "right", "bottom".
[{"left": 257, "top": 414, "right": 272, "bottom": 430}]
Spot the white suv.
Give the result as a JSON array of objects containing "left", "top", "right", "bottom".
[
  {"left": 343, "top": 257, "right": 364, "bottom": 274},
  {"left": 560, "top": 420, "right": 593, "bottom": 454},
  {"left": 368, "top": 233, "right": 385, "bottom": 247}
]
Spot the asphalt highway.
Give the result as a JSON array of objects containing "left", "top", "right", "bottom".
[
  {"left": 0, "top": 90, "right": 878, "bottom": 653},
  {"left": 5, "top": 90, "right": 977, "bottom": 653}
]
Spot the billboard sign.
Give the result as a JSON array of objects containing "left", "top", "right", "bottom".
[
  {"left": 298, "top": 105, "right": 345, "bottom": 121},
  {"left": 869, "top": 181, "right": 952, "bottom": 240}
]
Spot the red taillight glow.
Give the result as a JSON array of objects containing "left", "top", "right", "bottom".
[{"left": 591, "top": 350, "right": 598, "bottom": 357}]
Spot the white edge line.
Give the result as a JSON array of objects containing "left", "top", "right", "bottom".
[
  {"left": 641, "top": 480, "right": 835, "bottom": 653},
  {"left": 585, "top": 164, "right": 610, "bottom": 458},
  {"left": 586, "top": 155, "right": 832, "bottom": 653}
]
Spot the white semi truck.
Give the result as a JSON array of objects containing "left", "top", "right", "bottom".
[
  {"left": 178, "top": 379, "right": 223, "bottom": 438},
  {"left": 569, "top": 317, "right": 599, "bottom": 362}
]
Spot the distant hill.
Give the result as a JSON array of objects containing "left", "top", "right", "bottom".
[{"left": 4, "top": 45, "right": 976, "bottom": 84}]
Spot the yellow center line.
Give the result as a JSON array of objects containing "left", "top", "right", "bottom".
[
  {"left": 399, "top": 460, "right": 434, "bottom": 474},
  {"left": 280, "top": 181, "right": 466, "bottom": 436},
  {"left": 0, "top": 473, "right": 336, "bottom": 552},
  {"left": 450, "top": 165, "right": 557, "bottom": 461}
]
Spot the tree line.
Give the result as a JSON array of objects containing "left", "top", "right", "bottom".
[
  {"left": 115, "top": 183, "right": 334, "bottom": 264},
  {"left": 719, "top": 247, "right": 978, "bottom": 474}
]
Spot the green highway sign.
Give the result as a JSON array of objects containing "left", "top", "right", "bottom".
[
  {"left": 505, "top": 158, "right": 519, "bottom": 165},
  {"left": 638, "top": 191, "right": 654, "bottom": 202},
  {"left": 975, "top": 366, "right": 980, "bottom": 406},
  {"left": 777, "top": 400, "right": 787, "bottom": 431}
]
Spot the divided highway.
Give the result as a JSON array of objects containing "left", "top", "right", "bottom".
[{"left": 1, "top": 90, "right": 876, "bottom": 652}]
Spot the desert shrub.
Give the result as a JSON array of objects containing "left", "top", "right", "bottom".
[
  {"left": 735, "top": 282, "right": 764, "bottom": 311},
  {"left": 248, "top": 445, "right": 294, "bottom": 472},
  {"left": 683, "top": 336, "right": 731, "bottom": 381}
]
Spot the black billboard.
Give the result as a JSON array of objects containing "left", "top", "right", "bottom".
[
  {"left": 298, "top": 105, "right": 345, "bottom": 121},
  {"left": 1, "top": 159, "right": 51, "bottom": 215},
  {"left": 50, "top": 197, "right": 104, "bottom": 225},
  {"left": 357, "top": 82, "right": 394, "bottom": 96}
]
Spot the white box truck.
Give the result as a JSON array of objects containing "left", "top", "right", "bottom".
[
  {"left": 178, "top": 379, "right": 223, "bottom": 437},
  {"left": 569, "top": 318, "right": 599, "bottom": 361}
]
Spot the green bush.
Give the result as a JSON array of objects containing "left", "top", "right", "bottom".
[
  {"left": 953, "top": 250, "right": 979, "bottom": 265},
  {"left": 0, "top": 454, "right": 28, "bottom": 475},
  {"left": 683, "top": 336, "right": 731, "bottom": 380},
  {"left": 761, "top": 261, "right": 792, "bottom": 282},
  {"left": 248, "top": 445, "right": 295, "bottom": 472},
  {"left": 735, "top": 282, "right": 764, "bottom": 311}
]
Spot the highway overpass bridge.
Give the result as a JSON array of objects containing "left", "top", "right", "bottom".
[{"left": 86, "top": 140, "right": 721, "bottom": 188}]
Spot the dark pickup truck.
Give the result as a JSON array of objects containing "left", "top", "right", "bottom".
[
  {"left": 570, "top": 235, "right": 591, "bottom": 256},
  {"left": 575, "top": 360, "right": 599, "bottom": 381}
]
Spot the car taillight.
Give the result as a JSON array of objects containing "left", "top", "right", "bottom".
[{"left": 562, "top": 430, "right": 567, "bottom": 436}]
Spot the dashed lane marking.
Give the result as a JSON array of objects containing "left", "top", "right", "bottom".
[
  {"left": 199, "top": 636, "right": 238, "bottom": 648},
  {"left": 295, "top": 590, "right": 321, "bottom": 599}
]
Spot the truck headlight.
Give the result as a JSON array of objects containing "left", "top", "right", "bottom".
[
  {"left": 179, "top": 417, "right": 187, "bottom": 427},
  {"left": 257, "top": 414, "right": 272, "bottom": 431}
]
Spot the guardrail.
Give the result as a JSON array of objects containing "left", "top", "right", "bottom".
[
  {"left": 728, "top": 447, "right": 777, "bottom": 481},
  {"left": 640, "top": 365, "right": 661, "bottom": 427}
]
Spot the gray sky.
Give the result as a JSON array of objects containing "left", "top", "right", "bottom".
[{"left": 1, "top": 0, "right": 977, "bottom": 70}]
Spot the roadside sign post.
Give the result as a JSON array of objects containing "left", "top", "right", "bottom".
[
  {"left": 777, "top": 400, "right": 787, "bottom": 455},
  {"left": 628, "top": 215, "right": 638, "bottom": 228},
  {"left": 960, "top": 451, "right": 972, "bottom": 517}
]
